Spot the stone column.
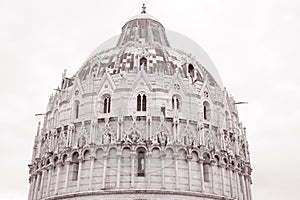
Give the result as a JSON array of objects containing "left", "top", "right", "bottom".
[
  {"left": 46, "top": 165, "right": 53, "bottom": 197},
  {"left": 76, "top": 157, "right": 83, "bottom": 191},
  {"left": 147, "top": 152, "right": 151, "bottom": 188},
  {"left": 102, "top": 155, "right": 107, "bottom": 189},
  {"left": 38, "top": 169, "right": 45, "bottom": 199},
  {"left": 130, "top": 152, "right": 136, "bottom": 188},
  {"left": 89, "top": 155, "right": 96, "bottom": 190},
  {"left": 220, "top": 163, "right": 225, "bottom": 196},
  {"left": 244, "top": 174, "right": 251, "bottom": 200},
  {"left": 149, "top": 120, "right": 152, "bottom": 141},
  {"left": 146, "top": 119, "right": 150, "bottom": 141},
  {"left": 210, "top": 160, "right": 216, "bottom": 194},
  {"left": 161, "top": 152, "right": 166, "bottom": 189},
  {"left": 173, "top": 123, "right": 176, "bottom": 142},
  {"left": 241, "top": 174, "right": 247, "bottom": 200},
  {"left": 246, "top": 176, "right": 252, "bottom": 200},
  {"left": 174, "top": 153, "right": 179, "bottom": 190},
  {"left": 30, "top": 174, "right": 37, "bottom": 200},
  {"left": 176, "top": 124, "right": 179, "bottom": 143},
  {"left": 235, "top": 170, "right": 241, "bottom": 199},
  {"left": 117, "top": 121, "right": 121, "bottom": 141},
  {"left": 116, "top": 153, "right": 121, "bottom": 189},
  {"left": 229, "top": 168, "right": 233, "bottom": 198},
  {"left": 64, "top": 159, "right": 71, "bottom": 193},
  {"left": 28, "top": 176, "right": 33, "bottom": 200},
  {"left": 200, "top": 128, "right": 204, "bottom": 146},
  {"left": 54, "top": 161, "right": 62, "bottom": 195},
  {"left": 244, "top": 175, "right": 250, "bottom": 200},
  {"left": 34, "top": 172, "right": 42, "bottom": 200},
  {"left": 187, "top": 154, "right": 192, "bottom": 191},
  {"left": 199, "top": 158, "right": 204, "bottom": 192}
]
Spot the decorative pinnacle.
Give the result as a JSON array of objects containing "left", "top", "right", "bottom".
[{"left": 141, "top": 3, "right": 146, "bottom": 14}]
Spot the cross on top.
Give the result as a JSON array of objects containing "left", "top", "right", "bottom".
[{"left": 141, "top": 3, "right": 146, "bottom": 14}]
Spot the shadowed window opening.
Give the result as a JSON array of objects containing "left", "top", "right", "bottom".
[
  {"left": 103, "top": 96, "right": 111, "bottom": 113},
  {"left": 137, "top": 94, "right": 141, "bottom": 111},
  {"left": 137, "top": 94, "right": 146, "bottom": 111},
  {"left": 172, "top": 95, "right": 180, "bottom": 110},
  {"left": 72, "top": 152, "right": 79, "bottom": 181},
  {"left": 161, "top": 106, "right": 166, "bottom": 117},
  {"left": 203, "top": 101, "right": 210, "bottom": 120},
  {"left": 140, "top": 57, "right": 147, "bottom": 70},
  {"left": 137, "top": 151, "right": 145, "bottom": 177},
  {"left": 203, "top": 154, "right": 210, "bottom": 182},
  {"left": 188, "top": 64, "right": 194, "bottom": 78}
]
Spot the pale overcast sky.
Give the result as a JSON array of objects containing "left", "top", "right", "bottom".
[{"left": 0, "top": 0, "right": 299, "bottom": 199}]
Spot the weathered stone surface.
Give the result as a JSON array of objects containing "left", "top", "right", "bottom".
[{"left": 28, "top": 6, "right": 252, "bottom": 200}]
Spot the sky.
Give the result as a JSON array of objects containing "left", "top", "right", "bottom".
[{"left": 0, "top": 0, "right": 299, "bottom": 199}]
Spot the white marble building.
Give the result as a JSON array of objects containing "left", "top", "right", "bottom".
[{"left": 28, "top": 5, "right": 252, "bottom": 200}]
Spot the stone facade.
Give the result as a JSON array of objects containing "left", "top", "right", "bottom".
[{"left": 28, "top": 7, "right": 252, "bottom": 200}]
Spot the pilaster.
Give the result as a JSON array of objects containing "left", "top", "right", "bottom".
[
  {"left": 76, "top": 157, "right": 83, "bottom": 191},
  {"left": 29, "top": 173, "right": 37, "bottom": 200},
  {"left": 116, "top": 153, "right": 122, "bottom": 189},
  {"left": 235, "top": 169, "right": 241, "bottom": 199},
  {"left": 130, "top": 152, "right": 136, "bottom": 188},
  {"left": 241, "top": 173, "right": 247, "bottom": 200},
  {"left": 89, "top": 155, "right": 96, "bottom": 190},
  {"left": 46, "top": 164, "right": 54, "bottom": 197},
  {"left": 64, "top": 158, "right": 72, "bottom": 193},
  {"left": 246, "top": 175, "right": 252, "bottom": 200},
  {"left": 219, "top": 162, "right": 225, "bottom": 196},
  {"left": 210, "top": 160, "right": 216, "bottom": 194},
  {"left": 187, "top": 153, "right": 193, "bottom": 191},
  {"left": 54, "top": 160, "right": 63, "bottom": 194},
  {"left": 228, "top": 167, "right": 233, "bottom": 198},
  {"left": 161, "top": 152, "right": 166, "bottom": 189},
  {"left": 174, "top": 153, "right": 179, "bottom": 190},
  {"left": 199, "top": 157, "right": 204, "bottom": 192},
  {"left": 101, "top": 155, "right": 108, "bottom": 189},
  {"left": 38, "top": 169, "right": 46, "bottom": 199},
  {"left": 146, "top": 152, "right": 152, "bottom": 188}
]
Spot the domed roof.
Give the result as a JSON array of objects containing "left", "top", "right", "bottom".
[
  {"left": 79, "top": 11, "right": 223, "bottom": 87},
  {"left": 28, "top": 7, "right": 253, "bottom": 200},
  {"left": 130, "top": 13, "right": 158, "bottom": 21},
  {"left": 88, "top": 31, "right": 222, "bottom": 86}
]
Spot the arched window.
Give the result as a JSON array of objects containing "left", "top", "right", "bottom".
[
  {"left": 188, "top": 63, "right": 195, "bottom": 79},
  {"left": 203, "top": 153, "right": 210, "bottom": 182},
  {"left": 137, "top": 94, "right": 146, "bottom": 111},
  {"left": 137, "top": 94, "right": 141, "bottom": 111},
  {"left": 142, "top": 94, "right": 146, "bottom": 111},
  {"left": 140, "top": 57, "right": 147, "bottom": 70},
  {"left": 74, "top": 100, "right": 80, "bottom": 119},
  {"left": 172, "top": 95, "right": 180, "bottom": 110},
  {"left": 103, "top": 95, "right": 111, "bottom": 113},
  {"left": 83, "top": 150, "right": 90, "bottom": 161},
  {"left": 137, "top": 149, "right": 146, "bottom": 177},
  {"left": 72, "top": 152, "right": 79, "bottom": 181},
  {"left": 203, "top": 101, "right": 210, "bottom": 121}
]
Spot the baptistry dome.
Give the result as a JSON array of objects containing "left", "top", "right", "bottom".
[
  {"left": 28, "top": 6, "right": 252, "bottom": 200},
  {"left": 89, "top": 30, "right": 223, "bottom": 86}
]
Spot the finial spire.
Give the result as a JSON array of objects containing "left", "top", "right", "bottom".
[{"left": 141, "top": 3, "right": 146, "bottom": 14}]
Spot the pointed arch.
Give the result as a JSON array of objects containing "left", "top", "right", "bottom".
[{"left": 137, "top": 93, "right": 147, "bottom": 112}]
